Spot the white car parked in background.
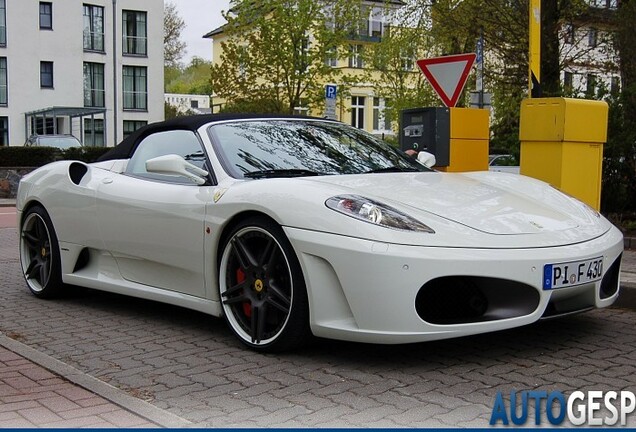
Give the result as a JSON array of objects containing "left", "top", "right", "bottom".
[{"left": 489, "top": 154, "right": 520, "bottom": 174}]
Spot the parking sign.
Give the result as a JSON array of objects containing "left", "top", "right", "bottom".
[{"left": 325, "top": 85, "right": 337, "bottom": 99}]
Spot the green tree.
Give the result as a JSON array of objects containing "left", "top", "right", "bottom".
[
  {"left": 166, "top": 57, "right": 214, "bottom": 95},
  {"left": 164, "top": 1, "right": 187, "bottom": 68},
  {"left": 362, "top": 25, "right": 438, "bottom": 123},
  {"left": 211, "top": 0, "right": 362, "bottom": 114}
]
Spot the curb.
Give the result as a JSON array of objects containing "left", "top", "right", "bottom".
[{"left": 0, "top": 333, "right": 192, "bottom": 428}]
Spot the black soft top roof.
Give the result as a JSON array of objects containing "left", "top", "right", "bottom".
[{"left": 97, "top": 113, "right": 332, "bottom": 162}]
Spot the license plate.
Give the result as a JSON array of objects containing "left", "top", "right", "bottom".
[{"left": 543, "top": 257, "right": 603, "bottom": 290}]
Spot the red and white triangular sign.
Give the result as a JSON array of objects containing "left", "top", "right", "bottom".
[{"left": 416, "top": 53, "right": 476, "bottom": 108}]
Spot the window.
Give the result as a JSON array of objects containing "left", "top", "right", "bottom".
[
  {"left": 369, "top": 7, "right": 384, "bottom": 38},
  {"left": 40, "top": 61, "right": 53, "bottom": 88},
  {"left": 191, "top": 100, "right": 199, "bottom": 109},
  {"left": 563, "top": 71, "right": 573, "bottom": 90},
  {"left": 84, "top": 118, "right": 104, "bottom": 146},
  {"left": 586, "top": 73, "right": 597, "bottom": 96},
  {"left": 611, "top": 76, "right": 620, "bottom": 94},
  {"left": 351, "top": 96, "right": 365, "bottom": 129},
  {"left": 293, "top": 99, "right": 308, "bottom": 116},
  {"left": 123, "top": 120, "right": 147, "bottom": 138},
  {"left": 0, "top": 57, "right": 7, "bottom": 106},
  {"left": 83, "top": 62, "right": 105, "bottom": 107},
  {"left": 39, "top": 2, "right": 52, "bottom": 30},
  {"left": 123, "top": 66, "right": 147, "bottom": 110},
  {"left": 564, "top": 24, "right": 574, "bottom": 44},
  {"left": 400, "top": 50, "right": 414, "bottom": 71},
  {"left": 373, "top": 98, "right": 392, "bottom": 132},
  {"left": 325, "top": 47, "right": 337, "bottom": 67},
  {"left": 296, "top": 37, "right": 309, "bottom": 73},
  {"left": 83, "top": 4, "right": 104, "bottom": 52},
  {"left": 31, "top": 117, "right": 55, "bottom": 135},
  {"left": 348, "top": 45, "right": 364, "bottom": 68},
  {"left": 123, "top": 10, "right": 147, "bottom": 56},
  {"left": 0, "top": 0, "right": 6, "bottom": 47},
  {"left": 125, "top": 130, "right": 208, "bottom": 184},
  {"left": 588, "top": 27, "right": 597, "bottom": 48},
  {"left": 0, "top": 117, "right": 7, "bottom": 146}
]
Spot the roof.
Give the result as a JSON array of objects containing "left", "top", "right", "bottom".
[
  {"left": 96, "top": 113, "right": 336, "bottom": 162},
  {"left": 203, "top": 24, "right": 226, "bottom": 39},
  {"left": 25, "top": 106, "right": 107, "bottom": 118}
]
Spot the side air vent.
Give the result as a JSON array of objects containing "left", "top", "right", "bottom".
[
  {"left": 73, "top": 248, "right": 90, "bottom": 273},
  {"left": 69, "top": 162, "right": 88, "bottom": 185}
]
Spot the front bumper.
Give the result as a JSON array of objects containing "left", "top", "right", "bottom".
[{"left": 284, "top": 226, "right": 624, "bottom": 344}]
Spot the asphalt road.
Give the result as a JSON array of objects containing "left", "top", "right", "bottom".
[{"left": 1, "top": 223, "right": 635, "bottom": 427}]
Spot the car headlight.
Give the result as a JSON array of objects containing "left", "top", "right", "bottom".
[{"left": 325, "top": 195, "right": 434, "bottom": 233}]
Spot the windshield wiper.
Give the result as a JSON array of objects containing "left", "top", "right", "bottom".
[
  {"left": 364, "top": 166, "right": 420, "bottom": 174},
  {"left": 243, "top": 169, "right": 324, "bottom": 179}
]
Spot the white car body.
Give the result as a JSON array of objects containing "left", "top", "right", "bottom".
[{"left": 16, "top": 116, "right": 624, "bottom": 349}]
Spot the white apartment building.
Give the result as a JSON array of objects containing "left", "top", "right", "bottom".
[
  {"left": 0, "top": 0, "right": 164, "bottom": 147},
  {"left": 165, "top": 93, "right": 211, "bottom": 115}
]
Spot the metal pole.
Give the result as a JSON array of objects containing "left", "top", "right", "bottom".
[
  {"left": 476, "top": 27, "right": 484, "bottom": 108},
  {"left": 112, "top": 0, "right": 118, "bottom": 145},
  {"left": 529, "top": 0, "right": 541, "bottom": 97}
]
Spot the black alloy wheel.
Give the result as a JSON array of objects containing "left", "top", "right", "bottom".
[
  {"left": 219, "top": 217, "right": 310, "bottom": 351},
  {"left": 19, "top": 206, "right": 64, "bottom": 298}
]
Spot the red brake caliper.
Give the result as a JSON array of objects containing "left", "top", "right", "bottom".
[{"left": 236, "top": 268, "right": 251, "bottom": 317}]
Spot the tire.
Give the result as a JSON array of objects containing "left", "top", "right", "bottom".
[
  {"left": 19, "top": 205, "right": 65, "bottom": 299},
  {"left": 218, "top": 217, "right": 311, "bottom": 352}
]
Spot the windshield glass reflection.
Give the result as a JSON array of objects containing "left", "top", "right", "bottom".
[{"left": 208, "top": 120, "right": 430, "bottom": 178}]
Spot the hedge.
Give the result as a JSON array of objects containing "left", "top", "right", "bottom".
[{"left": 0, "top": 146, "right": 111, "bottom": 167}]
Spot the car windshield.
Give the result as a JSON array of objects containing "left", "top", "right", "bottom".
[
  {"left": 39, "top": 136, "right": 82, "bottom": 150},
  {"left": 208, "top": 119, "right": 430, "bottom": 178}
]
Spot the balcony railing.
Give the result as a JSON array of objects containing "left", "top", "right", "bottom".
[
  {"left": 83, "top": 31, "right": 104, "bottom": 52},
  {"left": 123, "top": 36, "right": 147, "bottom": 56}
]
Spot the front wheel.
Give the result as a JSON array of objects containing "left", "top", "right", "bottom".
[
  {"left": 219, "top": 217, "right": 310, "bottom": 352},
  {"left": 19, "top": 205, "right": 65, "bottom": 298}
]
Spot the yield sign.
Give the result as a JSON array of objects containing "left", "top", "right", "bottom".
[{"left": 416, "top": 53, "right": 477, "bottom": 107}]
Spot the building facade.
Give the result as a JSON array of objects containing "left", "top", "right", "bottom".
[
  {"left": 560, "top": 0, "right": 620, "bottom": 96},
  {"left": 0, "top": 0, "right": 164, "bottom": 147}
]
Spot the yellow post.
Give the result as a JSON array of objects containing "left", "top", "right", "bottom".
[
  {"left": 519, "top": 98, "right": 608, "bottom": 210},
  {"left": 436, "top": 108, "right": 489, "bottom": 173},
  {"left": 528, "top": 0, "right": 541, "bottom": 97}
]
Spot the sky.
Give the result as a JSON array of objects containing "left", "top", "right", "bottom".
[{"left": 170, "top": 0, "right": 231, "bottom": 64}]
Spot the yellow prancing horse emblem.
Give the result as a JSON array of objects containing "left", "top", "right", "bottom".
[{"left": 254, "top": 279, "right": 264, "bottom": 292}]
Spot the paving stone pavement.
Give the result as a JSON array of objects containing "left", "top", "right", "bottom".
[
  {"left": 0, "top": 345, "right": 159, "bottom": 428},
  {"left": 1, "top": 226, "right": 636, "bottom": 427}
]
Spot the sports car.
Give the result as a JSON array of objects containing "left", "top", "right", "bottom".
[{"left": 17, "top": 114, "right": 624, "bottom": 351}]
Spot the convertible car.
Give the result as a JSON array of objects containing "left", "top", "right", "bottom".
[{"left": 17, "top": 114, "right": 623, "bottom": 351}]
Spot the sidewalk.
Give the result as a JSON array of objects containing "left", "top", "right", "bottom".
[{"left": 0, "top": 334, "right": 190, "bottom": 428}]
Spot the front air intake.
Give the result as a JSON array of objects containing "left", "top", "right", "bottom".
[{"left": 416, "top": 276, "right": 540, "bottom": 325}]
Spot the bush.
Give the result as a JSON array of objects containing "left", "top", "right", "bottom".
[
  {"left": 0, "top": 146, "right": 58, "bottom": 167},
  {"left": 0, "top": 146, "right": 112, "bottom": 167}
]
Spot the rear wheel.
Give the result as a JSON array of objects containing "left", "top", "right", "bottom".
[
  {"left": 219, "top": 217, "right": 310, "bottom": 352},
  {"left": 19, "top": 206, "right": 64, "bottom": 298}
]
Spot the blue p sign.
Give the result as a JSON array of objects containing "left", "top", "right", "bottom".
[{"left": 325, "top": 85, "right": 337, "bottom": 99}]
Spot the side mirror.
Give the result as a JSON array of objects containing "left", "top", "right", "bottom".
[
  {"left": 417, "top": 151, "right": 436, "bottom": 168},
  {"left": 145, "top": 154, "right": 209, "bottom": 185}
]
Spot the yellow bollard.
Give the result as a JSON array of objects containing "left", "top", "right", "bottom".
[
  {"left": 436, "top": 107, "right": 489, "bottom": 173},
  {"left": 519, "top": 97, "right": 608, "bottom": 210}
]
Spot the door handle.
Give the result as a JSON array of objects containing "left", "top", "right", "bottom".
[{"left": 102, "top": 178, "right": 113, "bottom": 184}]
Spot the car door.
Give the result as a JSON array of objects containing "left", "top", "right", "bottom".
[{"left": 96, "top": 129, "right": 213, "bottom": 298}]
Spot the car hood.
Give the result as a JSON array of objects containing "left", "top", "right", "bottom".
[{"left": 308, "top": 171, "right": 605, "bottom": 237}]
